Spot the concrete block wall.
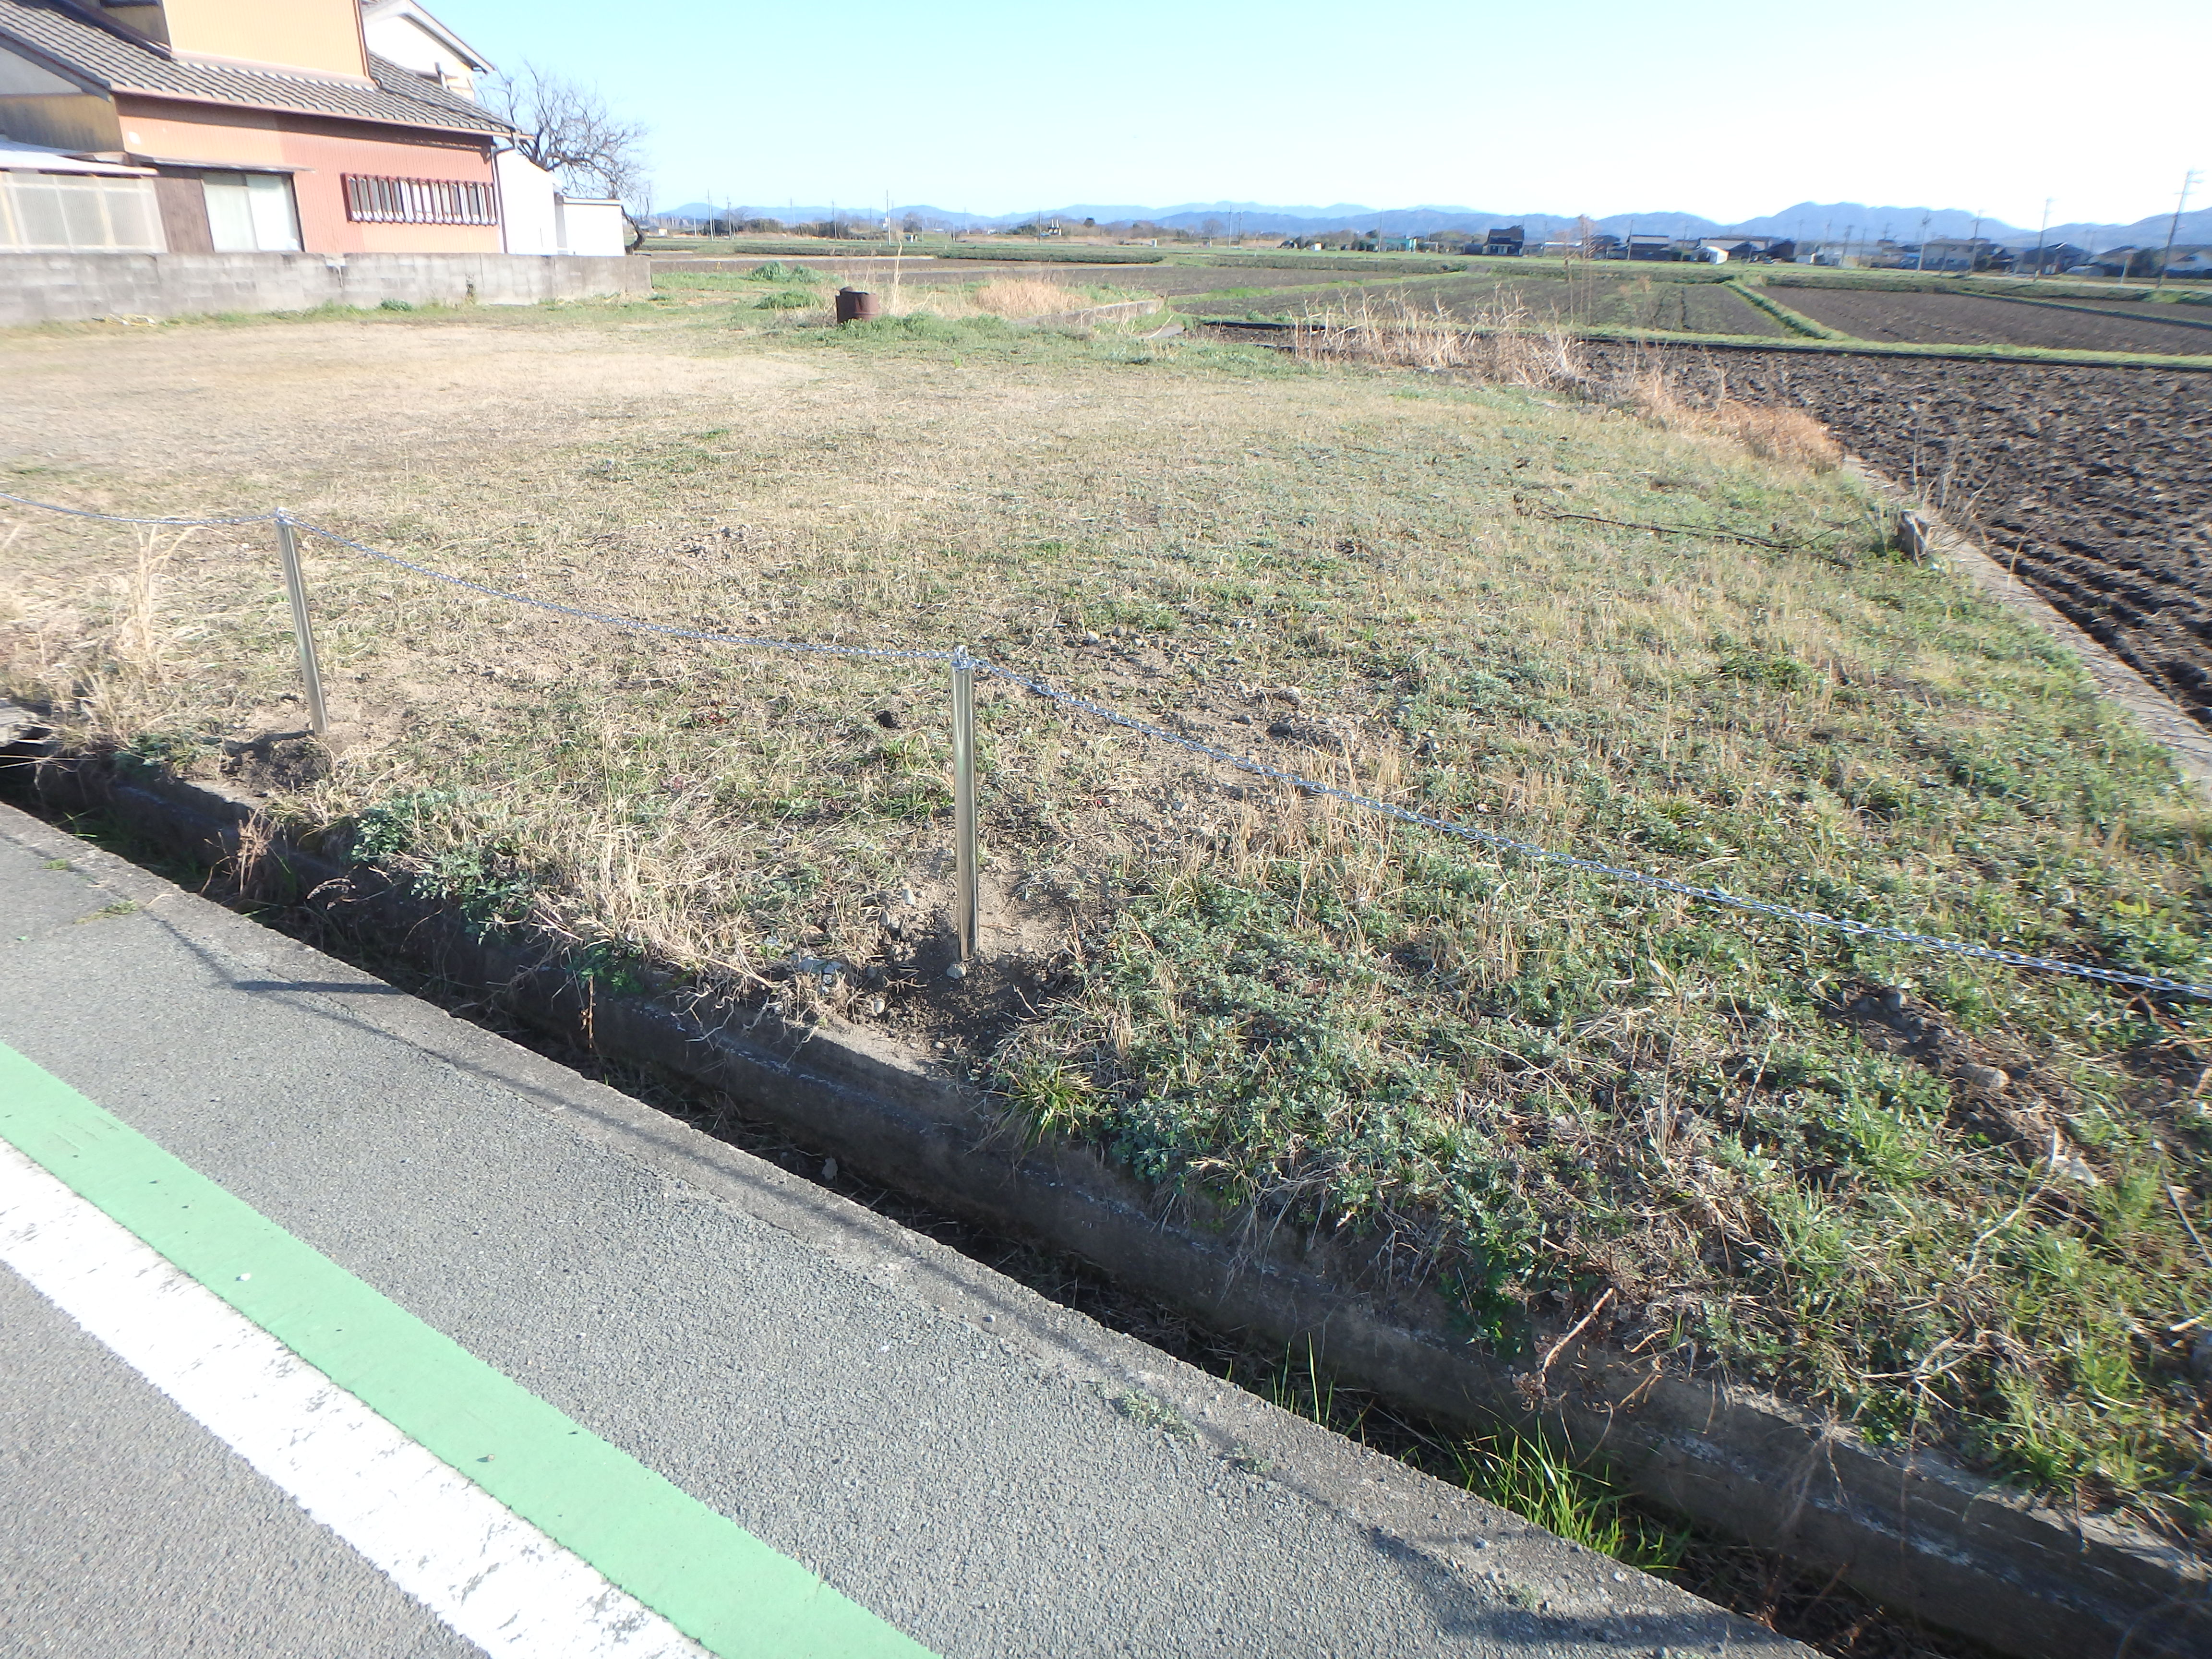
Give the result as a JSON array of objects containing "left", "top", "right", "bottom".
[{"left": 0, "top": 251, "right": 652, "bottom": 327}]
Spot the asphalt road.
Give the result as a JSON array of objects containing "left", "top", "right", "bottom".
[{"left": 0, "top": 801, "right": 1803, "bottom": 1659}]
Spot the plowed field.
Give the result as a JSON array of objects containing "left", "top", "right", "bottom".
[
  {"left": 1178, "top": 272, "right": 1788, "bottom": 335},
  {"left": 1767, "top": 285, "right": 2212, "bottom": 355}
]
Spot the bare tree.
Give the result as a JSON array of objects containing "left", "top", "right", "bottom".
[{"left": 483, "top": 65, "right": 650, "bottom": 247}]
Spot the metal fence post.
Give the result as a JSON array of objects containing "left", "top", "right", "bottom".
[
  {"left": 274, "top": 514, "right": 329, "bottom": 737},
  {"left": 950, "top": 647, "right": 978, "bottom": 964}
]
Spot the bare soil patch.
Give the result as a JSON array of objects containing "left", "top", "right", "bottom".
[{"left": 0, "top": 317, "right": 817, "bottom": 490}]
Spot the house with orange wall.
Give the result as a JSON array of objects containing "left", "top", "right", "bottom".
[{"left": 0, "top": 0, "right": 573, "bottom": 255}]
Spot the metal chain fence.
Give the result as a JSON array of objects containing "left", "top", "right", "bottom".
[{"left": 5, "top": 484, "right": 2208, "bottom": 999}]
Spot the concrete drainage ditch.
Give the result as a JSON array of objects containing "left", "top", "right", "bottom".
[{"left": 1, "top": 716, "right": 2204, "bottom": 1659}]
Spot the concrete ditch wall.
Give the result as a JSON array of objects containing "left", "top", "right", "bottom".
[
  {"left": 0, "top": 251, "right": 651, "bottom": 327},
  {"left": 0, "top": 715, "right": 2203, "bottom": 1659}
]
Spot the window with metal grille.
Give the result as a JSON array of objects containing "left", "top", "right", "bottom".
[{"left": 342, "top": 174, "right": 497, "bottom": 226}]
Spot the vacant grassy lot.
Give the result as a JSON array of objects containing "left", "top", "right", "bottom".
[{"left": 5, "top": 295, "right": 2211, "bottom": 1543}]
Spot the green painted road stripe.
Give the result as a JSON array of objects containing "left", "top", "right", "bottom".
[{"left": 0, "top": 1042, "right": 931, "bottom": 1659}]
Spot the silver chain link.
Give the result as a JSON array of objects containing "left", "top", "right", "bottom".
[
  {"left": 0, "top": 486, "right": 279, "bottom": 529},
  {"left": 282, "top": 517, "right": 959, "bottom": 665},
  {"left": 6, "top": 489, "right": 2204, "bottom": 998},
  {"left": 983, "top": 662, "right": 2212, "bottom": 1002}
]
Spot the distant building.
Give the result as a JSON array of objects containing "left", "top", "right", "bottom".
[
  {"left": 1479, "top": 224, "right": 1525, "bottom": 256},
  {"left": 0, "top": 0, "right": 615, "bottom": 256},
  {"left": 2017, "top": 242, "right": 2090, "bottom": 276},
  {"left": 1914, "top": 238, "right": 2011, "bottom": 273},
  {"left": 2075, "top": 245, "right": 2210, "bottom": 278},
  {"left": 1624, "top": 233, "right": 1675, "bottom": 261},
  {"left": 1698, "top": 235, "right": 1792, "bottom": 263}
]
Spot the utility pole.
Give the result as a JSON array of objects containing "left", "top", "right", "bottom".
[
  {"left": 2156, "top": 169, "right": 2200, "bottom": 293},
  {"left": 1915, "top": 211, "right": 1931, "bottom": 272},
  {"left": 2032, "top": 196, "right": 2053, "bottom": 279}
]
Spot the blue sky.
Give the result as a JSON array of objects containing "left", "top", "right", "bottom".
[{"left": 432, "top": 0, "right": 2203, "bottom": 229}]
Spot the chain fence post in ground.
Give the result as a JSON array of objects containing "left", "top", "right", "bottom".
[
  {"left": 274, "top": 513, "right": 329, "bottom": 737},
  {"left": 951, "top": 646, "right": 978, "bottom": 965}
]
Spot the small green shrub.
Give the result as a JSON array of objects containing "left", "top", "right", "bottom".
[
  {"left": 350, "top": 791, "right": 537, "bottom": 926},
  {"left": 745, "top": 261, "right": 825, "bottom": 286},
  {"left": 1715, "top": 647, "right": 1811, "bottom": 690},
  {"left": 118, "top": 730, "right": 216, "bottom": 771}
]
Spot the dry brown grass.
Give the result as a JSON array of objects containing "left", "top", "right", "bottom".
[
  {"left": 969, "top": 276, "right": 1082, "bottom": 318},
  {"left": 1292, "top": 292, "right": 1588, "bottom": 391},
  {"left": 9, "top": 522, "right": 203, "bottom": 742},
  {"left": 1298, "top": 307, "right": 1839, "bottom": 472},
  {"left": 110, "top": 526, "right": 192, "bottom": 679},
  {"left": 1619, "top": 362, "right": 1843, "bottom": 472},
  {"left": 874, "top": 275, "right": 1097, "bottom": 322},
  {"left": 1726, "top": 402, "right": 1844, "bottom": 470}
]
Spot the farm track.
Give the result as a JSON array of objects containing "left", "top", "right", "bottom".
[{"left": 1589, "top": 344, "right": 2212, "bottom": 727}]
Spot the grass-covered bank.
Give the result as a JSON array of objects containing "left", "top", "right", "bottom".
[{"left": 4, "top": 296, "right": 2210, "bottom": 1546}]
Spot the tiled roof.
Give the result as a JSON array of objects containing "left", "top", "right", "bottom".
[{"left": 0, "top": 0, "right": 513, "bottom": 135}]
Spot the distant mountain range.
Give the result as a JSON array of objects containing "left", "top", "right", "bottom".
[{"left": 655, "top": 197, "right": 2211, "bottom": 252}]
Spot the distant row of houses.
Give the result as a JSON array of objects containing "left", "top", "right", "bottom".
[
  {"left": 0, "top": 0, "right": 625, "bottom": 258},
  {"left": 1292, "top": 224, "right": 2210, "bottom": 277},
  {"left": 1293, "top": 226, "right": 1802, "bottom": 262},
  {"left": 1767, "top": 236, "right": 2211, "bottom": 277}
]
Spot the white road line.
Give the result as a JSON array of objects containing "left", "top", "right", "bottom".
[{"left": 0, "top": 1140, "right": 710, "bottom": 1659}]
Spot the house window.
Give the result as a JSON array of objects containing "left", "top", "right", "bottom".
[
  {"left": 343, "top": 175, "right": 497, "bottom": 226},
  {"left": 0, "top": 173, "right": 164, "bottom": 251},
  {"left": 202, "top": 172, "right": 301, "bottom": 252}
]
